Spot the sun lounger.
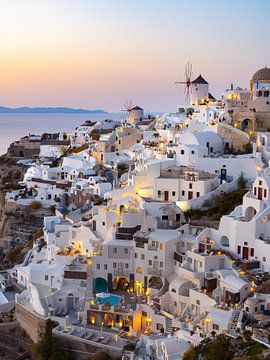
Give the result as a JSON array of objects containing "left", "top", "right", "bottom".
[
  {"left": 85, "top": 332, "right": 94, "bottom": 340},
  {"left": 91, "top": 334, "right": 101, "bottom": 342},
  {"left": 101, "top": 335, "right": 111, "bottom": 344}
]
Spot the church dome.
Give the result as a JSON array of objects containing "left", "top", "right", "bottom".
[{"left": 252, "top": 66, "right": 270, "bottom": 81}]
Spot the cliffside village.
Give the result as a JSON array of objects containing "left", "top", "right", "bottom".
[{"left": 2, "top": 67, "right": 270, "bottom": 359}]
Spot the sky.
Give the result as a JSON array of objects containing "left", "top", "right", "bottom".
[{"left": 0, "top": 0, "right": 270, "bottom": 112}]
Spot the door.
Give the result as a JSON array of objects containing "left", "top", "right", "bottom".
[
  {"left": 258, "top": 187, "right": 263, "bottom": 200},
  {"left": 164, "top": 191, "right": 169, "bottom": 201},
  {"left": 188, "top": 191, "right": 193, "bottom": 200},
  {"left": 242, "top": 246, "right": 249, "bottom": 260}
]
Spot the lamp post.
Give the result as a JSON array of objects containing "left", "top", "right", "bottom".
[{"left": 101, "top": 321, "right": 104, "bottom": 338}]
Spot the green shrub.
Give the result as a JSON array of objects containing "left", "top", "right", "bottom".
[{"left": 29, "top": 200, "right": 42, "bottom": 210}]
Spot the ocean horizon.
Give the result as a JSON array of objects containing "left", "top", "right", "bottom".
[{"left": 0, "top": 113, "right": 122, "bottom": 155}]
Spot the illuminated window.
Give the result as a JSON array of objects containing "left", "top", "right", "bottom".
[
  {"left": 136, "top": 266, "right": 142, "bottom": 273},
  {"left": 160, "top": 243, "right": 165, "bottom": 250}
]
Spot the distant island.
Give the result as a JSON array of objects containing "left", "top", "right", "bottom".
[{"left": 0, "top": 106, "right": 108, "bottom": 114}]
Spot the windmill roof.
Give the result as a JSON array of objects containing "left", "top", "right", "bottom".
[
  {"left": 192, "top": 75, "right": 209, "bottom": 85},
  {"left": 132, "top": 106, "right": 143, "bottom": 110},
  {"left": 208, "top": 92, "right": 216, "bottom": 100}
]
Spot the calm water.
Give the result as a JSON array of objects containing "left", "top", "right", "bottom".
[{"left": 0, "top": 113, "right": 122, "bottom": 155}]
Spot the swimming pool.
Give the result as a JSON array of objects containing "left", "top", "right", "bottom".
[{"left": 96, "top": 293, "right": 121, "bottom": 306}]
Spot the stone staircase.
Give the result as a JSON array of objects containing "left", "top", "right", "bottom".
[{"left": 165, "top": 317, "right": 173, "bottom": 334}]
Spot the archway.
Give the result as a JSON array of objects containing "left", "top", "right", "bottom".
[
  {"left": 242, "top": 118, "right": 253, "bottom": 131},
  {"left": 148, "top": 276, "right": 163, "bottom": 290},
  {"left": 93, "top": 277, "right": 108, "bottom": 293},
  {"left": 245, "top": 206, "right": 257, "bottom": 222},
  {"left": 115, "top": 277, "right": 129, "bottom": 291},
  {"left": 220, "top": 235, "right": 230, "bottom": 247}
]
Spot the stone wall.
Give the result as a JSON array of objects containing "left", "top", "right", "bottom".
[{"left": 16, "top": 303, "right": 48, "bottom": 343}]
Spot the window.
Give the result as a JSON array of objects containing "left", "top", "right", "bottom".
[
  {"left": 113, "top": 247, "right": 117, "bottom": 253},
  {"left": 263, "top": 256, "right": 266, "bottom": 262},
  {"left": 135, "top": 253, "right": 138, "bottom": 258},
  {"left": 160, "top": 243, "right": 165, "bottom": 250},
  {"left": 45, "top": 275, "right": 48, "bottom": 281},
  {"left": 101, "top": 154, "right": 103, "bottom": 161},
  {"left": 191, "top": 150, "right": 195, "bottom": 154},
  {"left": 189, "top": 183, "right": 192, "bottom": 189},
  {"left": 259, "top": 180, "right": 262, "bottom": 186},
  {"left": 125, "top": 263, "right": 129, "bottom": 269},
  {"left": 124, "top": 248, "right": 128, "bottom": 254},
  {"left": 264, "top": 189, "right": 267, "bottom": 198},
  {"left": 182, "top": 190, "right": 185, "bottom": 196},
  {"left": 196, "top": 300, "right": 200, "bottom": 305},
  {"left": 141, "top": 254, "right": 145, "bottom": 260},
  {"left": 237, "top": 245, "right": 241, "bottom": 254},
  {"left": 213, "top": 324, "right": 219, "bottom": 331},
  {"left": 250, "top": 248, "right": 254, "bottom": 257},
  {"left": 104, "top": 264, "right": 107, "bottom": 270},
  {"left": 181, "top": 150, "right": 185, "bottom": 155},
  {"left": 97, "top": 264, "right": 100, "bottom": 269},
  {"left": 174, "top": 301, "right": 177, "bottom": 306},
  {"left": 157, "top": 190, "right": 161, "bottom": 197},
  {"left": 172, "top": 191, "right": 176, "bottom": 196},
  {"left": 113, "top": 262, "right": 117, "bottom": 268},
  {"left": 196, "top": 192, "right": 200, "bottom": 197},
  {"left": 254, "top": 187, "right": 257, "bottom": 196},
  {"left": 136, "top": 266, "right": 142, "bottom": 273},
  {"left": 102, "top": 221, "right": 105, "bottom": 226},
  {"left": 149, "top": 260, "right": 152, "bottom": 265},
  {"left": 160, "top": 261, "right": 163, "bottom": 267},
  {"left": 171, "top": 288, "right": 176, "bottom": 293}
]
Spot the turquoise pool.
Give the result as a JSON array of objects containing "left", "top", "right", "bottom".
[{"left": 96, "top": 293, "right": 121, "bottom": 306}]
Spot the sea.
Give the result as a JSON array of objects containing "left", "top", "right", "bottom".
[{"left": 0, "top": 113, "right": 122, "bottom": 155}]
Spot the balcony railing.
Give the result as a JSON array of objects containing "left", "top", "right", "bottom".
[{"left": 148, "top": 268, "right": 163, "bottom": 276}]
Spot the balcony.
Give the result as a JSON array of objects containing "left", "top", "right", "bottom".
[
  {"left": 114, "top": 269, "right": 129, "bottom": 277},
  {"left": 148, "top": 268, "right": 163, "bottom": 276},
  {"left": 147, "top": 245, "right": 158, "bottom": 251}
]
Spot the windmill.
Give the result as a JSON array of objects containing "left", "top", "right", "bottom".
[
  {"left": 175, "top": 62, "right": 193, "bottom": 103},
  {"left": 121, "top": 100, "right": 133, "bottom": 125}
]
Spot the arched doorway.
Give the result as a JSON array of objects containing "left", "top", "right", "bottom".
[
  {"left": 242, "top": 118, "right": 252, "bottom": 131},
  {"left": 245, "top": 206, "right": 257, "bottom": 222},
  {"left": 220, "top": 235, "right": 230, "bottom": 247},
  {"left": 93, "top": 277, "right": 108, "bottom": 293},
  {"left": 115, "top": 277, "right": 129, "bottom": 291}
]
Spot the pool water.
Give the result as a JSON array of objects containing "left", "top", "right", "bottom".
[{"left": 96, "top": 294, "right": 121, "bottom": 306}]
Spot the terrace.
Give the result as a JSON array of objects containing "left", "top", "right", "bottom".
[{"left": 160, "top": 166, "right": 216, "bottom": 180}]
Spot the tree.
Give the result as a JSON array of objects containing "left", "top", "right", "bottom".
[
  {"left": 202, "top": 335, "right": 233, "bottom": 360},
  {"left": 182, "top": 347, "right": 197, "bottom": 360},
  {"left": 31, "top": 320, "right": 67, "bottom": 360},
  {"left": 29, "top": 200, "right": 42, "bottom": 210}
]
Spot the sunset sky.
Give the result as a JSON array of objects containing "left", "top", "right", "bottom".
[{"left": 0, "top": 0, "right": 270, "bottom": 112}]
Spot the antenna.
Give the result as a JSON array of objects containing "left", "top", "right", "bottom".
[{"left": 175, "top": 62, "right": 193, "bottom": 103}]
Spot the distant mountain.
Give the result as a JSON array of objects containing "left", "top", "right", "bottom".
[{"left": 0, "top": 106, "right": 108, "bottom": 114}]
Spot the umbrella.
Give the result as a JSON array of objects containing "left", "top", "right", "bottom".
[{"left": 96, "top": 292, "right": 110, "bottom": 299}]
